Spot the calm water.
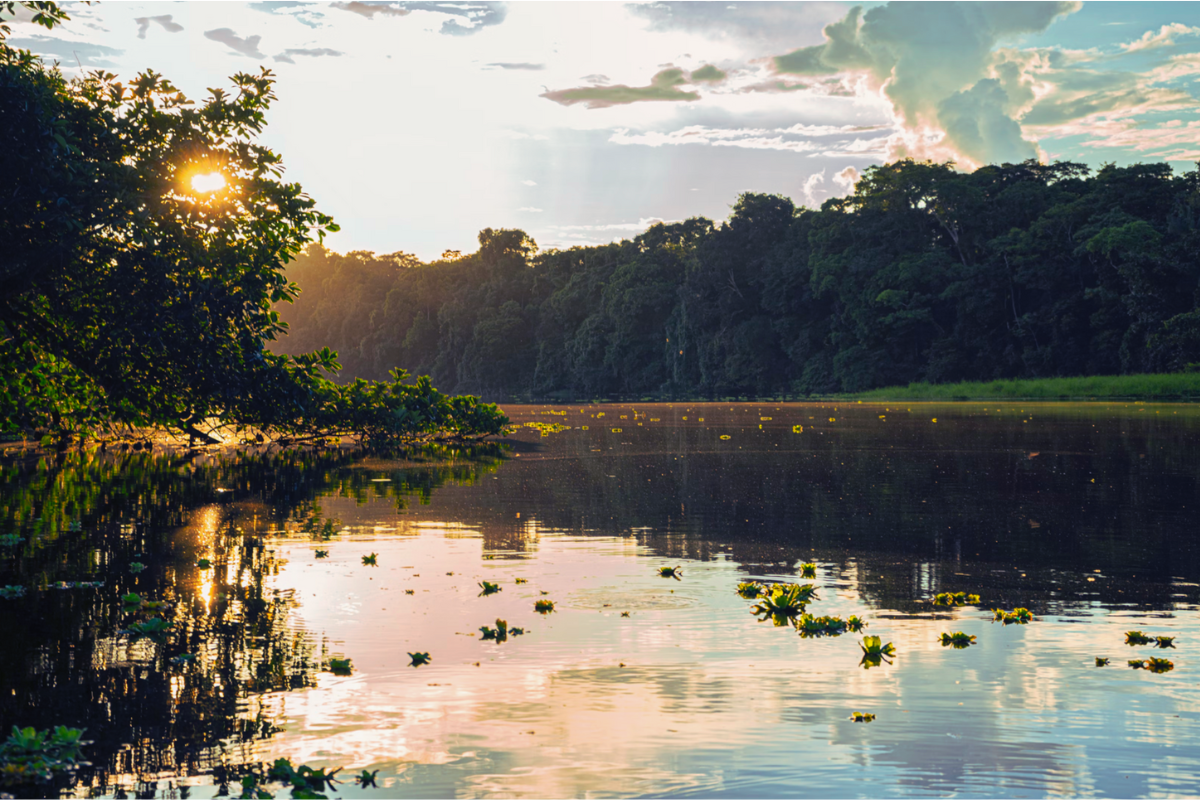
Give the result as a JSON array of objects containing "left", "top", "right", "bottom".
[{"left": 3, "top": 402, "right": 1200, "bottom": 798}]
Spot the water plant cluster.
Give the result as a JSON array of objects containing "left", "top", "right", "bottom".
[
  {"left": 933, "top": 592, "right": 981, "bottom": 606},
  {"left": 0, "top": 725, "right": 90, "bottom": 789}
]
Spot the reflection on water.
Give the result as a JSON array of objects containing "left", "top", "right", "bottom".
[{"left": 2, "top": 403, "right": 1200, "bottom": 798}]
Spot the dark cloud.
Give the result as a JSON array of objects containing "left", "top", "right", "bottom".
[
  {"left": 542, "top": 67, "right": 701, "bottom": 109},
  {"left": 135, "top": 15, "right": 183, "bottom": 39},
  {"left": 486, "top": 62, "right": 544, "bottom": 70},
  {"left": 8, "top": 37, "right": 123, "bottom": 66},
  {"left": 333, "top": 1, "right": 411, "bottom": 18},
  {"left": 274, "top": 47, "right": 344, "bottom": 64},
  {"left": 688, "top": 64, "right": 727, "bottom": 83},
  {"left": 204, "top": 28, "right": 266, "bottom": 59},
  {"left": 628, "top": 1, "right": 841, "bottom": 52}
]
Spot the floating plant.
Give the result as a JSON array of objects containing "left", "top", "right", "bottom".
[
  {"left": 846, "top": 616, "right": 867, "bottom": 632},
  {"left": 409, "top": 652, "right": 431, "bottom": 667},
  {"left": 620, "top": 611, "right": 630, "bottom": 617},
  {"left": 327, "top": 658, "right": 353, "bottom": 675},
  {"left": 939, "top": 632, "right": 976, "bottom": 648},
  {"left": 1129, "top": 659, "right": 1145, "bottom": 669},
  {"left": 515, "top": 578, "right": 527, "bottom": 584},
  {"left": 751, "top": 584, "right": 818, "bottom": 619},
  {"left": 535, "top": 600, "right": 555, "bottom": 613},
  {"left": 362, "top": 553, "right": 378, "bottom": 566},
  {"left": 169, "top": 653, "right": 197, "bottom": 666},
  {"left": 480, "top": 619, "right": 510, "bottom": 641},
  {"left": 993, "top": 607, "right": 1034, "bottom": 625},
  {"left": 1156, "top": 636, "right": 1176, "bottom": 649},
  {"left": 850, "top": 712, "right": 875, "bottom": 723},
  {"left": 933, "top": 592, "right": 981, "bottom": 606},
  {"left": 736, "top": 582, "right": 764, "bottom": 599},
  {"left": 1096, "top": 657, "right": 1110, "bottom": 666},
  {"left": 128, "top": 562, "right": 146, "bottom": 574},
  {"left": 125, "top": 617, "right": 172, "bottom": 640},
  {"left": 0, "top": 533, "right": 20, "bottom": 547},
  {"left": 267, "top": 758, "right": 342, "bottom": 796},
  {"left": 141, "top": 600, "right": 167, "bottom": 612},
  {"left": 859, "top": 636, "right": 895, "bottom": 668},
  {"left": 121, "top": 592, "right": 142, "bottom": 606},
  {"left": 510, "top": 626, "right": 525, "bottom": 636},
  {"left": 314, "top": 550, "right": 329, "bottom": 559},
  {"left": 1125, "top": 631, "right": 1153, "bottom": 646},
  {"left": 658, "top": 566, "right": 682, "bottom": 579},
  {"left": 1145, "top": 657, "right": 1174, "bottom": 673},
  {"left": 797, "top": 614, "right": 851, "bottom": 637},
  {"left": 800, "top": 563, "right": 817, "bottom": 578},
  {"left": 0, "top": 586, "right": 25, "bottom": 600},
  {"left": 479, "top": 581, "right": 501, "bottom": 596},
  {"left": 195, "top": 558, "right": 212, "bottom": 569},
  {"left": 405, "top": 589, "right": 414, "bottom": 595},
  {"left": 355, "top": 770, "right": 379, "bottom": 788},
  {"left": 0, "top": 724, "right": 90, "bottom": 787}
]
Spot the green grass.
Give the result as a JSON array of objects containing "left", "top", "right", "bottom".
[{"left": 844, "top": 373, "right": 1200, "bottom": 402}]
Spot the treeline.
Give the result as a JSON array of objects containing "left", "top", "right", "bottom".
[{"left": 274, "top": 159, "right": 1200, "bottom": 400}]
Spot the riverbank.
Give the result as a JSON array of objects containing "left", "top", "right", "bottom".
[{"left": 842, "top": 373, "right": 1200, "bottom": 402}]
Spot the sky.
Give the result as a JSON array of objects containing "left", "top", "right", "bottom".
[{"left": 6, "top": 1, "right": 1200, "bottom": 259}]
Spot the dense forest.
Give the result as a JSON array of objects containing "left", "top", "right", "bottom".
[{"left": 274, "top": 159, "right": 1200, "bottom": 401}]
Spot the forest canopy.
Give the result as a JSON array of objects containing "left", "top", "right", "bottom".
[
  {"left": 0, "top": 2, "right": 507, "bottom": 445},
  {"left": 275, "top": 159, "right": 1200, "bottom": 400}
]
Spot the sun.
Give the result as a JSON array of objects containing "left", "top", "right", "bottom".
[{"left": 191, "top": 172, "right": 226, "bottom": 193}]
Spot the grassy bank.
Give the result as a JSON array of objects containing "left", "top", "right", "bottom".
[{"left": 845, "top": 373, "right": 1200, "bottom": 401}]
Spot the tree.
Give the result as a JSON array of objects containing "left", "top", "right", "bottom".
[{"left": 0, "top": 2, "right": 506, "bottom": 444}]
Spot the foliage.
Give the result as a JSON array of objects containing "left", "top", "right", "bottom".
[
  {"left": 327, "top": 658, "right": 352, "bottom": 675},
  {"left": 1156, "top": 636, "right": 1176, "bottom": 648},
  {"left": 800, "top": 563, "right": 817, "bottom": 578},
  {"left": 1125, "top": 630, "right": 1153, "bottom": 645},
  {"left": 736, "top": 581, "right": 764, "bottom": 599},
  {"left": 534, "top": 599, "right": 555, "bottom": 613},
  {"left": 196, "top": 558, "right": 212, "bottom": 569},
  {"left": 124, "top": 616, "right": 172, "bottom": 640},
  {"left": 0, "top": 584, "right": 26, "bottom": 599},
  {"left": 796, "top": 614, "right": 860, "bottom": 637},
  {"left": 1145, "top": 657, "right": 1174, "bottom": 673},
  {"left": 408, "top": 652, "right": 430, "bottom": 667},
  {"left": 993, "top": 607, "right": 1034, "bottom": 625},
  {"left": 658, "top": 565, "right": 681, "bottom": 579},
  {"left": 751, "top": 583, "right": 818, "bottom": 619},
  {"left": 849, "top": 712, "right": 875, "bottom": 723},
  {"left": 314, "top": 549, "right": 329, "bottom": 558},
  {"left": 939, "top": 631, "right": 976, "bottom": 648},
  {"left": 361, "top": 553, "right": 377, "bottom": 566},
  {"left": 0, "top": 3, "right": 507, "bottom": 445},
  {"left": 355, "top": 770, "right": 379, "bottom": 788},
  {"left": 478, "top": 580, "right": 500, "bottom": 595},
  {"left": 1095, "top": 657, "right": 1109, "bottom": 666},
  {"left": 933, "top": 591, "right": 980, "bottom": 606},
  {"left": 480, "top": 619, "right": 511, "bottom": 642},
  {"left": 129, "top": 561, "right": 146, "bottom": 573},
  {"left": 859, "top": 635, "right": 896, "bottom": 668},
  {"left": 272, "top": 157, "right": 1200, "bottom": 402},
  {"left": 0, "top": 724, "right": 89, "bottom": 788}
]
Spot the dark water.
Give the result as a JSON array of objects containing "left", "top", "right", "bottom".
[{"left": 2, "top": 402, "right": 1200, "bottom": 798}]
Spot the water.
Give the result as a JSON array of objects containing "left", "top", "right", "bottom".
[{"left": 3, "top": 402, "right": 1200, "bottom": 797}]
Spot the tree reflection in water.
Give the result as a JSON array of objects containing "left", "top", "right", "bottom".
[{"left": 0, "top": 443, "right": 504, "bottom": 796}]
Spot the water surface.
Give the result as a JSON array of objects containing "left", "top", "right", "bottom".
[{"left": 2, "top": 402, "right": 1200, "bottom": 797}]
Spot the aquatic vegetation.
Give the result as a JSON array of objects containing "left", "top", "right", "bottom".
[
  {"left": 859, "top": 635, "right": 896, "bottom": 668},
  {"left": 479, "top": 581, "right": 501, "bottom": 596},
  {"left": 125, "top": 617, "right": 172, "bottom": 640},
  {"left": 620, "top": 611, "right": 630, "bottom": 617},
  {"left": 511, "top": 626, "right": 525, "bottom": 635},
  {"left": 797, "top": 614, "right": 852, "bottom": 637},
  {"left": 939, "top": 632, "right": 976, "bottom": 648},
  {"left": 1145, "top": 657, "right": 1174, "bottom": 673},
  {"left": 405, "top": 589, "right": 414, "bottom": 595},
  {"left": 736, "top": 581, "right": 764, "bottom": 598},
  {"left": 355, "top": 769, "right": 379, "bottom": 788},
  {"left": 128, "top": 561, "right": 146, "bottom": 573},
  {"left": 328, "top": 658, "right": 353, "bottom": 675},
  {"left": 751, "top": 584, "right": 818, "bottom": 618},
  {"left": 196, "top": 558, "right": 212, "bottom": 569},
  {"left": 535, "top": 600, "right": 555, "bottom": 613},
  {"left": 122, "top": 592, "right": 144, "bottom": 606},
  {"left": 0, "top": 533, "right": 20, "bottom": 547},
  {"left": 515, "top": 578, "right": 527, "bottom": 584},
  {"left": 314, "top": 550, "right": 329, "bottom": 558},
  {"left": 409, "top": 652, "right": 431, "bottom": 667},
  {"left": 1125, "top": 631, "right": 1154, "bottom": 645},
  {"left": 845, "top": 616, "right": 867, "bottom": 632},
  {"left": 141, "top": 600, "right": 167, "bottom": 612},
  {"left": 933, "top": 592, "right": 980, "bottom": 606},
  {"left": 1156, "top": 636, "right": 1176, "bottom": 649},
  {"left": 480, "top": 619, "right": 509, "bottom": 641},
  {"left": 658, "top": 566, "right": 682, "bottom": 579},
  {"left": 362, "top": 553, "right": 378, "bottom": 566},
  {"left": 1096, "top": 657, "right": 1110, "bottom": 666},
  {"left": 993, "top": 607, "right": 1034, "bottom": 625},
  {"left": 800, "top": 563, "right": 817, "bottom": 578},
  {"left": 1129, "top": 659, "right": 1145, "bottom": 669},
  {"left": 268, "top": 758, "right": 342, "bottom": 797},
  {"left": 0, "top": 725, "right": 89, "bottom": 788},
  {"left": 169, "top": 653, "right": 197, "bottom": 666},
  {"left": 0, "top": 586, "right": 25, "bottom": 600},
  {"left": 850, "top": 712, "right": 875, "bottom": 723}
]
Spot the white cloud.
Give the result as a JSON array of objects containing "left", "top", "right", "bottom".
[
  {"left": 833, "top": 165, "right": 860, "bottom": 191},
  {"left": 522, "top": 179, "right": 538, "bottom": 186},
  {"left": 517, "top": 207, "right": 544, "bottom": 213},
  {"left": 1120, "top": 23, "right": 1200, "bottom": 53},
  {"left": 802, "top": 171, "right": 826, "bottom": 207}
]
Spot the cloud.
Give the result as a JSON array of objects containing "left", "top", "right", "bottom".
[
  {"left": 517, "top": 207, "right": 543, "bottom": 213},
  {"left": 204, "top": 28, "right": 266, "bottom": 59},
  {"left": 802, "top": 171, "right": 826, "bottom": 207},
  {"left": 486, "top": 62, "right": 544, "bottom": 70},
  {"left": 1120, "top": 23, "right": 1200, "bottom": 53},
  {"left": 250, "top": 2, "right": 326, "bottom": 29},
  {"left": 549, "top": 217, "right": 673, "bottom": 233},
  {"left": 689, "top": 64, "right": 727, "bottom": 83},
  {"left": 628, "top": 1, "right": 842, "bottom": 53},
  {"left": 541, "top": 67, "right": 704, "bottom": 109},
  {"left": 274, "top": 47, "right": 344, "bottom": 63},
  {"left": 833, "top": 165, "right": 861, "bottom": 191},
  {"left": 606, "top": 124, "right": 891, "bottom": 156},
  {"left": 135, "top": 15, "right": 183, "bottom": 39},
  {"left": 580, "top": 74, "right": 610, "bottom": 85},
  {"left": 332, "top": 1, "right": 410, "bottom": 18},
  {"left": 522, "top": 180, "right": 538, "bottom": 186},
  {"left": 737, "top": 78, "right": 809, "bottom": 94},
  {"left": 8, "top": 37, "right": 123, "bottom": 66},
  {"left": 770, "top": 1, "right": 1082, "bottom": 167}
]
